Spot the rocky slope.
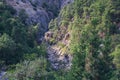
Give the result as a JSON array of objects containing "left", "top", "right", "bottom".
[
  {"left": 45, "top": 26, "right": 72, "bottom": 70},
  {"left": 5, "top": 0, "right": 73, "bottom": 42},
  {"left": 5, "top": 0, "right": 74, "bottom": 70},
  {"left": 6, "top": 0, "right": 74, "bottom": 41}
]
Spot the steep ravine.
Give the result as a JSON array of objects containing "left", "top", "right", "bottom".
[
  {"left": 6, "top": 0, "right": 74, "bottom": 70},
  {"left": 6, "top": 0, "right": 73, "bottom": 41}
]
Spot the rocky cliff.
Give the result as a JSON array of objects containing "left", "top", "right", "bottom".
[
  {"left": 6, "top": 0, "right": 74, "bottom": 70},
  {"left": 6, "top": 0, "right": 74, "bottom": 41}
]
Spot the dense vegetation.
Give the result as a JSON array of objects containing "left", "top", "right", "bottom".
[
  {"left": 49, "top": 0, "right": 120, "bottom": 79},
  {"left": 0, "top": 0, "right": 120, "bottom": 80},
  {"left": 0, "top": 0, "right": 47, "bottom": 69}
]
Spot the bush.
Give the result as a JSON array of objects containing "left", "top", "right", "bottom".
[
  {"left": 6, "top": 58, "right": 49, "bottom": 80},
  {"left": 0, "top": 34, "right": 17, "bottom": 64}
]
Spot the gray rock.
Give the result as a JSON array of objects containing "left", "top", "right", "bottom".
[
  {"left": 47, "top": 46, "right": 72, "bottom": 70},
  {"left": 0, "top": 71, "right": 7, "bottom": 80},
  {"left": 6, "top": 0, "right": 74, "bottom": 70}
]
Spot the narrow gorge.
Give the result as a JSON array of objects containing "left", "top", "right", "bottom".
[{"left": 6, "top": 0, "right": 74, "bottom": 70}]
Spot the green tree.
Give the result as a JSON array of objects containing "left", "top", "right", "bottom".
[
  {"left": 111, "top": 45, "right": 120, "bottom": 80},
  {"left": 0, "top": 33, "right": 16, "bottom": 64}
]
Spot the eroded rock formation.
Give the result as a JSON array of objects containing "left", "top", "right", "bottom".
[{"left": 6, "top": 0, "right": 74, "bottom": 70}]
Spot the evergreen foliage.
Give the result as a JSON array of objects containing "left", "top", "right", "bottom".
[{"left": 0, "top": 0, "right": 120, "bottom": 80}]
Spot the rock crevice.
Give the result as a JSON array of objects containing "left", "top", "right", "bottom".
[{"left": 6, "top": 0, "right": 74, "bottom": 70}]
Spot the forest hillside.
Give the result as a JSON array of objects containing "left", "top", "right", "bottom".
[{"left": 0, "top": 0, "right": 120, "bottom": 80}]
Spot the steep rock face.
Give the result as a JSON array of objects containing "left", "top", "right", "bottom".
[
  {"left": 45, "top": 22, "right": 73, "bottom": 70},
  {"left": 6, "top": 0, "right": 74, "bottom": 41},
  {"left": 47, "top": 45, "right": 72, "bottom": 70},
  {"left": 6, "top": 0, "right": 74, "bottom": 70}
]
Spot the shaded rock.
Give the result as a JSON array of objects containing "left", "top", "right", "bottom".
[
  {"left": 47, "top": 46, "right": 72, "bottom": 70},
  {"left": 6, "top": 0, "right": 74, "bottom": 70},
  {"left": 6, "top": 0, "right": 73, "bottom": 39}
]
